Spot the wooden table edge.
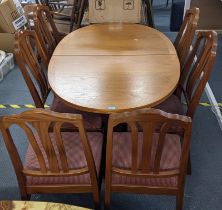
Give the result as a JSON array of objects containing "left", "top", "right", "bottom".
[{"left": 51, "top": 81, "right": 179, "bottom": 114}]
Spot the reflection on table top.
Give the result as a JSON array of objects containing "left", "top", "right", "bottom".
[
  {"left": 53, "top": 23, "right": 177, "bottom": 56},
  {"left": 0, "top": 201, "right": 91, "bottom": 210}
]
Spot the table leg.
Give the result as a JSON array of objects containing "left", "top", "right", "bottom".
[{"left": 100, "top": 115, "right": 127, "bottom": 181}]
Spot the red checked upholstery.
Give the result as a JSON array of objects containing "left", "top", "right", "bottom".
[
  {"left": 24, "top": 132, "right": 103, "bottom": 185},
  {"left": 51, "top": 97, "right": 103, "bottom": 130},
  {"left": 111, "top": 132, "right": 181, "bottom": 187}
]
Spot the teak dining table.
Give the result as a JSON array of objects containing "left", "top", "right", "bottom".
[{"left": 48, "top": 23, "right": 180, "bottom": 114}]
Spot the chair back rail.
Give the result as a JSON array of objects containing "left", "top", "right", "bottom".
[
  {"left": 15, "top": 30, "right": 50, "bottom": 108},
  {"left": 176, "top": 31, "right": 218, "bottom": 118},
  {"left": 174, "top": 7, "right": 200, "bottom": 67},
  {"left": 0, "top": 109, "right": 98, "bottom": 191}
]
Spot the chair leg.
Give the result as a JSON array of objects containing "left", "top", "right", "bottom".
[
  {"left": 104, "top": 187, "right": 111, "bottom": 210},
  {"left": 21, "top": 194, "right": 31, "bottom": 200},
  {"left": 187, "top": 153, "right": 192, "bottom": 175},
  {"left": 176, "top": 191, "right": 184, "bottom": 210},
  {"left": 92, "top": 190, "right": 100, "bottom": 210}
]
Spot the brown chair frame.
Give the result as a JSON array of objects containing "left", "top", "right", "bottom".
[
  {"left": 34, "top": 5, "right": 60, "bottom": 61},
  {"left": 105, "top": 108, "right": 192, "bottom": 210},
  {"left": 15, "top": 30, "right": 50, "bottom": 108},
  {"left": 0, "top": 109, "right": 101, "bottom": 210},
  {"left": 37, "top": 0, "right": 87, "bottom": 32},
  {"left": 174, "top": 7, "right": 200, "bottom": 68},
  {"left": 175, "top": 31, "right": 217, "bottom": 118}
]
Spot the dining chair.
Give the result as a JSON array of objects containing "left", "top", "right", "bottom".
[
  {"left": 105, "top": 108, "right": 192, "bottom": 210},
  {"left": 156, "top": 31, "right": 217, "bottom": 119},
  {"left": 34, "top": 5, "right": 62, "bottom": 62},
  {"left": 156, "top": 30, "right": 217, "bottom": 175},
  {"left": 0, "top": 109, "right": 103, "bottom": 210},
  {"left": 14, "top": 29, "right": 103, "bottom": 132},
  {"left": 37, "top": 0, "right": 87, "bottom": 33},
  {"left": 174, "top": 7, "right": 199, "bottom": 68}
]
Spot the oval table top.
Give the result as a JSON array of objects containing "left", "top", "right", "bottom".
[
  {"left": 48, "top": 23, "right": 180, "bottom": 114},
  {"left": 0, "top": 201, "right": 90, "bottom": 210}
]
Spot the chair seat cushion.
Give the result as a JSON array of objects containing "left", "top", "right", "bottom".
[
  {"left": 155, "top": 94, "right": 184, "bottom": 115},
  {"left": 112, "top": 132, "right": 181, "bottom": 187},
  {"left": 24, "top": 132, "right": 103, "bottom": 185},
  {"left": 51, "top": 97, "right": 103, "bottom": 130}
]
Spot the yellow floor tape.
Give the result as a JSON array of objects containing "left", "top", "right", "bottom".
[
  {"left": 0, "top": 103, "right": 221, "bottom": 109},
  {"left": 0, "top": 104, "right": 50, "bottom": 109}
]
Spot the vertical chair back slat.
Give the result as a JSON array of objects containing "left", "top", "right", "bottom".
[
  {"left": 53, "top": 122, "right": 69, "bottom": 172},
  {"left": 18, "top": 122, "right": 47, "bottom": 173},
  {"left": 129, "top": 122, "right": 139, "bottom": 173},
  {"left": 15, "top": 30, "right": 50, "bottom": 108},
  {"left": 153, "top": 123, "right": 170, "bottom": 174},
  {"left": 32, "top": 121, "right": 60, "bottom": 173},
  {"left": 141, "top": 122, "right": 153, "bottom": 173}
]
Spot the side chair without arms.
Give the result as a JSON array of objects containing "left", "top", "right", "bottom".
[
  {"left": 156, "top": 31, "right": 217, "bottom": 119},
  {"left": 0, "top": 109, "right": 103, "bottom": 210},
  {"left": 105, "top": 108, "right": 192, "bottom": 210},
  {"left": 37, "top": 0, "right": 87, "bottom": 32},
  {"left": 174, "top": 7, "right": 199, "bottom": 68},
  {"left": 156, "top": 31, "right": 217, "bottom": 174},
  {"left": 14, "top": 29, "right": 103, "bottom": 132}
]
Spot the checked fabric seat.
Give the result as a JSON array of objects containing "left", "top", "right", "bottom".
[
  {"left": 25, "top": 131, "right": 103, "bottom": 185},
  {"left": 15, "top": 29, "right": 103, "bottom": 132},
  {"left": 111, "top": 132, "right": 181, "bottom": 187}
]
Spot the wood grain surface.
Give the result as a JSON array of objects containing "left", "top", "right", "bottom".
[
  {"left": 48, "top": 23, "right": 180, "bottom": 114},
  {"left": 53, "top": 23, "right": 177, "bottom": 56}
]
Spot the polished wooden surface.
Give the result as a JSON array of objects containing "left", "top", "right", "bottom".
[
  {"left": 53, "top": 24, "right": 177, "bottom": 55},
  {"left": 0, "top": 201, "right": 90, "bottom": 210},
  {"left": 48, "top": 23, "right": 180, "bottom": 114}
]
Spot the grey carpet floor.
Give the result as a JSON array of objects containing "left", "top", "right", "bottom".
[{"left": 0, "top": 1, "right": 222, "bottom": 210}]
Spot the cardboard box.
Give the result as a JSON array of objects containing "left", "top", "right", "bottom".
[
  {"left": 89, "top": 0, "right": 142, "bottom": 23},
  {"left": 0, "top": 0, "right": 27, "bottom": 33},
  {"left": 0, "top": 33, "right": 15, "bottom": 53}
]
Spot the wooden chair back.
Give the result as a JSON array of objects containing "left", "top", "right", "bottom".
[
  {"left": 175, "top": 31, "right": 218, "bottom": 118},
  {"left": 105, "top": 108, "right": 192, "bottom": 209},
  {"left": 36, "top": 0, "right": 87, "bottom": 32},
  {"left": 70, "top": 0, "right": 88, "bottom": 31},
  {"left": 174, "top": 7, "right": 199, "bottom": 67},
  {"left": 0, "top": 109, "right": 99, "bottom": 198},
  {"left": 14, "top": 30, "right": 50, "bottom": 108},
  {"left": 34, "top": 5, "right": 60, "bottom": 60},
  {"left": 36, "top": 0, "right": 70, "bottom": 13}
]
